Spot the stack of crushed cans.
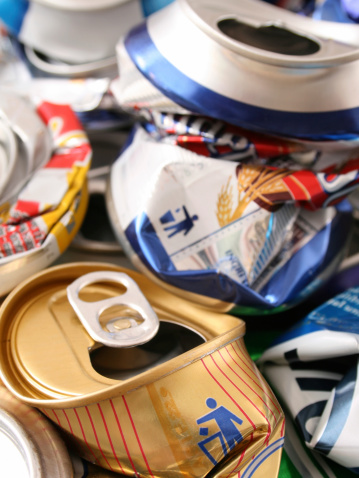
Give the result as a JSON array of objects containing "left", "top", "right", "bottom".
[{"left": 0, "top": 0, "right": 358, "bottom": 477}]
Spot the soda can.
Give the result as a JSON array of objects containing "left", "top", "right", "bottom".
[
  {"left": 0, "top": 262, "right": 285, "bottom": 477},
  {"left": 113, "top": 0, "right": 359, "bottom": 140}
]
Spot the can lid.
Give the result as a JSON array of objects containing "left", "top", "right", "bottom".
[
  {"left": 0, "top": 262, "right": 245, "bottom": 406},
  {"left": 180, "top": 0, "right": 359, "bottom": 67}
]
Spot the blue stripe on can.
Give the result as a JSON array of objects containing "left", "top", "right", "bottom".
[
  {"left": 314, "top": 364, "right": 357, "bottom": 455},
  {"left": 0, "top": 0, "right": 29, "bottom": 35},
  {"left": 141, "top": 0, "right": 174, "bottom": 16},
  {"left": 242, "top": 437, "right": 284, "bottom": 477},
  {"left": 124, "top": 22, "right": 359, "bottom": 140},
  {"left": 124, "top": 201, "right": 351, "bottom": 310}
]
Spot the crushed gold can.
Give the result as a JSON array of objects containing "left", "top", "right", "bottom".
[{"left": 0, "top": 262, "right": 285, "bottom": 477}]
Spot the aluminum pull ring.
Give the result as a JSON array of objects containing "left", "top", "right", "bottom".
[{"left": 67, "top": 271, "right": 160, "bottom": 348}]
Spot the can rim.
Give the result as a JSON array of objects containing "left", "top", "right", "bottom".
[
  {"left": 0, "top": 385, "right": 73, "bottom": 477},
  {"left": 32, "top": 0, "right": 135, "bottom": 11},
  {"left": 0, "top": 409, "right": 42, "bottom": 477}
]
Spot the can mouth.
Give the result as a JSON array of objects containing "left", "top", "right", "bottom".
[
  {"left": 90, "top": 320, "right": 205, "bottom": 380},
  {"left": 24, "top": 46, "right": 118, "bottom": 78},
  {"left": 217, "top": 18, "right": 320, "bottom": 56}
]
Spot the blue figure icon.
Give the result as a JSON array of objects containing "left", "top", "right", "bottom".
[
  {"left": 160, "top": 206, "right": 198, "bottom": 238},
  {"left": 197, "top": 398, "right": 243, "bottom": 465}
]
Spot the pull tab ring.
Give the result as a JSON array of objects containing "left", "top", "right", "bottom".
[{"left": 67, "top": 271, "right": 160, "bottom": 348}]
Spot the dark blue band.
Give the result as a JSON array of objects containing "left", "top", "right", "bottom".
[
  {"left": 125, "top": 22, "right": 359, "bottom": 140},
  {"left": 124, "top": 201, "right": 352, "bottom": 311}
]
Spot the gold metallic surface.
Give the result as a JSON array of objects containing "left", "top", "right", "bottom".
[
  {"left": 0, "top": 262, "right": 284, "bottom": 477},
  {"left": 0, "top": 179, "right": 89, "bottom": 298}
]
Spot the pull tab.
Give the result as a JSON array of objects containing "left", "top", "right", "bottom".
[{"left": 67, "top": 271, "right": 160, "bottom": 348}]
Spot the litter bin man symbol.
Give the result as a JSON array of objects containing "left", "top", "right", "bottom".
[
  {"left": 160, "top": 206, "right": 198, "bottom": 238},
  {"left": 197, "top": 398, "right": 244, "bottom": 465}
]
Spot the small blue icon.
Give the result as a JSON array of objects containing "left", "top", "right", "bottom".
[
  {"left": 197, "top": 398, "right": 243, "bottom": 465},
  {"left": 160, "top": 206, "right": 198, "bottom": 238}
]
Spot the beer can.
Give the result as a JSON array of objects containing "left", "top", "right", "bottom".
[
  {"left": 0, "top": 262, "right": 285, "bottom": 477},
  {"left": 106, "top": 123, "right": 353, "bottom": 314},
  {"left": 113, "top": 0, "right": 359, "bottom": 140}
]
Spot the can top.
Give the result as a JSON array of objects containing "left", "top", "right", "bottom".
[
  {"left": 180, "top": 0, "right": 359, "bottom": 67},
  {"left": 0, "top": 262, "right": 245, "bottom": 408}
]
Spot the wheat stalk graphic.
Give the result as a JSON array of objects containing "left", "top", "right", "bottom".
[
  {"left": 217, "top": 165, "right": 291, "bottom": 226},
  {"left": 216, "top": 177, "right": 234, "bottom": 227}
]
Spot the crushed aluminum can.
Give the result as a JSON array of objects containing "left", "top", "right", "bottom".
[
  {"left": 0, "top": 262, "right": 285, "bottom": 477},
  {"left": 10, "top": 0, "right": 143, "bottom": 65},
  {"left": 0, "top": 0, "right": 173, "bottom": 78},
  {"left": 258, "top": 284, "right": 359, "bottom": 474},
  {"left": 0, "top": 98, "right": 91, "bottom": 297},
  {"left": 0, "top": 91, "right": 52, "bottom": 214},
  {"left": 106, "top": 123, "right": 353, "bottom": 314},
  {"left": 112, "top": 0, "right": 359, "bottom": 140},
  {"left": 0, "top": 384, "right": 73, "bottom": 477}
]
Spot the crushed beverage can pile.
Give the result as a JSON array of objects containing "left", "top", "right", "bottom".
[
  {"left": 0, "top": 262, "right": 285, "bottom": 477},
  {"left": 0, "top": 0, "right": 358, "bottom": 477},
  {"left": 0, "top": 93, "right": 91, "bottom": 296},
  {"left": 108, "top": 0, "right": 359, "bottom": 312}
]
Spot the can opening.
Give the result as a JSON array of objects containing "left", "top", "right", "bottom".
[
  {"left": 217, "top": 18, "right": 320, "bottom": 56},
  {"left": 90, "top": 321, "right": 205, "bottom": 380}
]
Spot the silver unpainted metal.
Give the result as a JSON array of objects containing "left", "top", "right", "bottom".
[{"left": 67, "top": 271, "right": 160, "bottom": 348}]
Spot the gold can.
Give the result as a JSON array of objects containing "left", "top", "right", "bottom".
[{"left": 0, "top": 262, "right": 284, "bottom": 477}]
